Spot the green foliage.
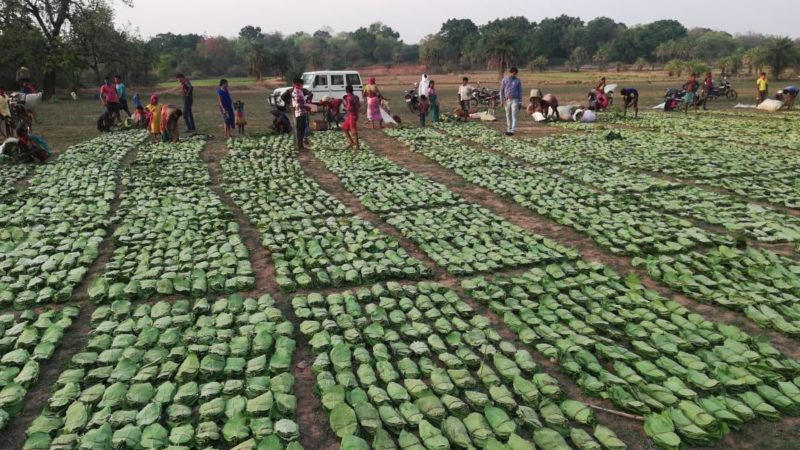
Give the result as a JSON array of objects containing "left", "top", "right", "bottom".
[{"left": 761, "top": 37, "right": 800, "bottom": 79}]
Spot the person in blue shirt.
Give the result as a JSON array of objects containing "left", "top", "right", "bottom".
[
  {"left": 114, "top": 75, "right": 131, "bottom": 118},
  {"left": 499, "top": 67, "right": 522, "bottom": 135},
  {"left": 217, "top": 79, "right": 234, "bottom": 139},
  {"left": 620, "top": 88, "right": 639, "bottom": 118},
  {"left": 777, "top": 86, "right": 798, "bottom": 110}
]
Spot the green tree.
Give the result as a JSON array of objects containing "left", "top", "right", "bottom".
[
  {"left": 693, "top": 31, "right": 738, "bottom": 62},
  {"left": 436, "top": 18, "right": 479, "bottom": 69},
  {"left": 478, "top": 17, "right": 534, "bottom": 74},
  {"left": 530, "top": 55, "right": 549, "bottom": 72},
  {"left": 634, "top": 57, "right": 648, "bottom": 71},
  {"left": 664, "top": 59, "right": 684, "bottom": 77},
  {"left": 592, "top": 47, "right": 609, "bottom": 70},
  {"left": 533, "top": 15, "right": 582, "bottom": 59},
  {"left": 568, "top": 47, "right": 588, "bottom": 71},
  {"left": 761, "top": 36, "right": 800, "bottom": 80},
  {"left": 584, "top": 17, "right": 623, "bottom": 53}
]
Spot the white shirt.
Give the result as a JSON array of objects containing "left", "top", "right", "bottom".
[{"left": 458, "top": 85, "right": 473, "bottom": 101}]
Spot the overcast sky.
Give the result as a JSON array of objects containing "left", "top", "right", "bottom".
[{"left": 114, "top": 0, "right": 799, "bottom": 43}]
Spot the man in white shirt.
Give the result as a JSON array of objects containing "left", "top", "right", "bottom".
[{"left": 457, "top": 77, "right": 473, "bottom": 121}]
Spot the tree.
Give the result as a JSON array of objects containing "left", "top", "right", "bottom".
[
  {"left": 533, "top": 15, "right": 582, "bottom": 59},
  {"left": 592, "top": 47, "right": 609, "bottom": 70},
  {"left": 568, "top": 47, "right": 588, "bottom": 71},
  {"left": 584, "top": 17, "right": 622, "bottom": 53},
  {"left": 634, "top": 57, "right": 648, "bottom": 71},
  {"left": 741, "top": 48, "right": 764, "bottom": 75},
  {"left": 664, "top": 59, "right": 684, "bottom": 77},
  {"left": 530, "top": 55, "right": 549, "bottom": 72},
  {"left": 761, "top": 36, "right": 800, "bottom": 80},
  {"left": 478, "top": 17, "right": 534, "bottom": 74},
  {"left": 68, "top": 1, "right": 122, "bottom": 84},
  {"left": 694, "top": 31, "right": 738, "bottom": 62},
  {"left": 436, "top": 18, "right": 479, "bottom": 69}
]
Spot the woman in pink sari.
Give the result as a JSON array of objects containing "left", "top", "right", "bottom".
[{"left": 363, "top": 77, "right": 384, "bottom": 129}]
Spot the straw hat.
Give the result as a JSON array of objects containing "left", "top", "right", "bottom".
[{"left": 529, "top": 89, "right": 543, "bottom": 99}]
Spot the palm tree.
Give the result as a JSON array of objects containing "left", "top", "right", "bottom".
[
  {"left": 761, "top": 37, "right": 800, "bottom": 80},
  {"left": 634, "top": 57, "right": 648, "bottom": 71},
  {"left": 741, "top": 48, "right": 762, "bottom": 76},
  {"left": 480, "top": 28, "right": 517, "bottom": 75},
  {"left": 592, "top": 49, "right": 609, "bottom": 71},
  {"left": 529, "top": 56, "right": 548, "bottom": 72},
  {"left": 569, "top": 47, "right": 588, "bottom": 72}
]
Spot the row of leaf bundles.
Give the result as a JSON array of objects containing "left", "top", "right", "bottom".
[
  {"left": 24, "top": 295, "right": 303, "bottom": 450},
  {"left": 88, "top": 187, "right": 253, "bottom": 302},
  {"left": 263, "top": 216, "right": 430, "bottom": 294},
  {"left": 311, "top": 143, "right": 462, "bottom": 213},
  {"left": 226, "top": 135, "right": 299, "bottom": 159},
  {"left": 0, "top": 163, "right": 31, "bottom": 198},
  {"left": 634, "top": 246, "right": 800, "bottom": 337},
  {"left": 461, "top": 263, "right": 800, "bottom": 444},
  {"left": 702, "top": 171, "right": 800, "bottom": 209},
  {"left": 294, "top": 281, "right": 628, "bottom": 450},
  {"left": 388, "top": 126, "right": 726, "bottom": 257},
  {"left": 385, "top": 204, "right": 576, "bottom": 275},
  {"left": 0, "top": 306, "right": 78, "bottom": 429}
]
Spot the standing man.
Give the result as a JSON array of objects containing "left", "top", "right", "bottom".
[
  {"left": 756, "top": 72, "right": 768, "bottom": 106},
  {"left": 682, "top": 73, "right": 700, "bottom": 113},
  {"left": 499, "top": 67, "right": 522, "bottom": 135},
  {"left": 114, "top": 75, "right": 131, "bottom": 118},
  {"left": 100, "top": 77, "right": 121, "bottom": 124},
  {"left": 290, "top": 78, "right": 310, "bottom": 150},
  {"left": 457, "top": 77, "right": 472, "bottom": 122},
  {"left": 176, "top": 73, "right": 196, "bottom": 133},
  {"left": 216, "top": 79, "right": 234, "bottom": 139}
]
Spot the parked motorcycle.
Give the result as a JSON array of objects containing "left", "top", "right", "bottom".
[
  {"left": 404, "top": 87, "right": 419, "bottom": 113},
  {"left": 706, "top": 79, "right": 738, "bottom": 101},
  {"left": 663, "top": 87, "right": 708, "bottom": 111},
  {"left": 469, "top": 83, "right": 499, "bottom": 108}
]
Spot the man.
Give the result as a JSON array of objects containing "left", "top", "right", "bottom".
[
  {"left": 499, "top": 67, "right": 522, "bottom": 135},
  {"left": 114, "top": 75, "right": 131, "bottom": 117},
  {"left": 290, "top": 78, "right": 310, "bottom": 150},
  {"left": 756, "top": 72, "right": 768, "bottom": 105},
  {"left": 683, "top": 73, "right": 700, "bottom": 113},
  {"left": 776, "top": 85, "right": 798, "bottom": 110},
  {"left": 176, "top": 73, "right": 196, "bottom": 133},
  {"left": 100, "top": 77, "right": 121, "bottom": 124},
  {"left": 620, "top": 88, "right": 639, "bottom": 118},
  {"left": 271, "top": 108, "right": 292, "bottom": 134},
  {"left": 457, "top": 77, "right": 473, "bottom": 122}
]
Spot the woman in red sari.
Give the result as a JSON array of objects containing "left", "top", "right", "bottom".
[{"left": 363, "top": 77, "right": 384, "bottom": 129}]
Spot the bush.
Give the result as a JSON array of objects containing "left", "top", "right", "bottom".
[{"left": 224, "top": 65, "right": 247, "bottom": 78}]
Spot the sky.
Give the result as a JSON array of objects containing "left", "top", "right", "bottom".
[{"left": 114, "top": 0, "right": 799, "bottom": 43}]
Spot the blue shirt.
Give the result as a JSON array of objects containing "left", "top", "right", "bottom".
[
  {"left": 784, "top": 86, "right": 799, "bottom": 95},
  {"left": 116, "top": 83, "right": 127, "bottom": 101},
  {"left": 217, "top": 87, "right": 233, "bottom": 111},
  {"left": 500, "top": 76, "right": 522, "bottom": 102}
]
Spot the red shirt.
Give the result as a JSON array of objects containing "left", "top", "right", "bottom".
[
  {"left": 100, "top": 84, "right": 119, "bottom": 103},
  {"left": 343, "top": 94, "right": 360, "bottom": 116}
]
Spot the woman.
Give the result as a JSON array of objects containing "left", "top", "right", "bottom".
[
  {"left": 217, "top": 79, "right": 234, "bottom": 139},
  {"left": 595, "top": 77, "right": 609, "bottom": 110},
  {"left": 363, "top": 77, "right": 384, "bottom": 129},
  {"left": 427, "top": 80, "right": 440, "bottom": 123},
  {"left": 145, "top": 95, "right": 162, "bottom": 143}
]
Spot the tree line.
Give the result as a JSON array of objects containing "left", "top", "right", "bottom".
[{"left": 1, "top": 1, "right": 798, "bottom": 96}]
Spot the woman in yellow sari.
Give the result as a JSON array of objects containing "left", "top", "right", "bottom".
[{"left": 145, "top": 95, "right": 162, "bottom": 142}]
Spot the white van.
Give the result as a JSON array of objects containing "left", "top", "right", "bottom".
[{"left": 269, "top": 70, "right": 363, "bottom": 108}]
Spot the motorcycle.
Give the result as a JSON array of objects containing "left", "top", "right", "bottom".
[
  {"left": 404, "top": 87, "right": 419, "bottom": 113},
  {"left": 663, "top": 87, "right": 707, "bottom": 111},
  {"left": 469, "top": 83, "right": 499, "bottom": 108},
  {"left": 706, "top": 79, "right": 738, "bottom": 101}
]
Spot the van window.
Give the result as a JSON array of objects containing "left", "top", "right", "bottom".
[
  {"left": 302, "top": 73, "right": 315, "bottom": 86},
  {"left": 330, "top": 74, "right": 345, "bottom": 85},
  {"left": 346, "top": 74, "right": 362, "bottom": 86},
  {"left": 314, "top": 75, "right": 328, "bottom": 86}
]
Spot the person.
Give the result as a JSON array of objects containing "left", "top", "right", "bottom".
[
  {"left": 577, "top": 106, "right": 597, "bottom": 123},
  {"left": 14, "top": 126, "right": 50, "bottom": 163},
  {"left": 20, "top": 80, "right": 36, "bottom": 95},
  {"left": 427, "top": 80, "right": 440, "bottom": 123},
  {"left": 776, "top": 85, "right": 799, "bottom": 110},
  {"left": 176, "top": 73, "right": 196, "bottom": 133},
  {"left": 0, "top": 86, "right": 11, "bottom": 137},
  {"left": 364, "top": 77, "right": 383, "bottom": 129},
  {"left": 526, "top": 89, "right": 544, "bottom": 116},
  {"left": 320, "top": 96, "right": 343, "bottom": 129},
  {"left": 99, "top": 77, "right": 121, "bottom": 124},
  {"left": 499, "top": 67, "right": 522, "bottom": 135},
  {"left": 342, "top": 85, "right": 361, "bottom": 150},
  {"left": 458, "top": 77, "right": 473, "bottom": 121},
  {"left": 290, "top": 78, "right": 310, "bottom": 150},
  {"left": 418, "top": 95, "right": 430, "bottom": 127},
  {"left": 217, "top": 79, "right": 234, "bottom": 139},
  {"left": 160, "top": 104, "right": 182, "bottom": 142},
  {"left": 114, "top": 75, "right": 131, "bottom": 117},
  {"left": 683, "top": 73, "right": 700, "bottom": 113},
  {"left": 756, "top": 72, "right": 768, "bottom": 106},
  {"left": 146, "top": 95, "right": 162, "bottom": 143},
  {"left": 131, "top": 105, "right": 150, "bottom": 129},
  {"left": 703, "top": 72, "right": 714, "bottom": 93},
  {"left": 541, "top": 93, "right": 560, "bottom": 121},
  {"left": 133, "top": 93, "right": 142, "bottom": 110},
  {"left": 594, "top": 77, "right": 609, "bottom": 110},
  {"left": 620, "top": 88, "right": 639, "bottom": 118},
  {"left": 271, "top": 108, "right": 292, "bottom": 134},
  {"left": 234, "top": 100, "right": 246, "bottom": 136},
  {"left": 418, "top": 73, "right": 430, "bottom": 98}
]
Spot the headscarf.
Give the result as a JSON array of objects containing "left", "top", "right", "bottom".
[
  {"left": 150, "top": 94, "right": 158, "bottom": 104},
  {"left": 368, "top": 77, "right": 376, "bottom": 85}
]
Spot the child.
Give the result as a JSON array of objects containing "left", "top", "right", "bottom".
[
  {"left": 145, "top": 95, "right": 162, "bottom": 143},
  {"left": 342, "top": 85, "right": 360, "bottom": 150},
  {"left": 234, "top": 100, "right": 246, "bottom": 136},
  {"left": 418, "top": 95, "right": 430, "bottom": 127}
]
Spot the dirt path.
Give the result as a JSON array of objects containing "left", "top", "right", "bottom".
[
  {"left": 1, "top": 137, "right": 144, "bottom": 449},
  {"left": 361, "top": 129, "right": 800, "bottom": 361}
]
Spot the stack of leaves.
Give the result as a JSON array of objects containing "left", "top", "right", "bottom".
[
  {"left": 0, "top": 131, "right": 144, "bottom": 308},
  {"left": 0, "top": 306, "right": 78, "bottom": 430},
  {"left": 313, "top": 133, "right": 578, "bottom": 275},
  {"left": 462, "top": 261, "right": 800, "bottom": 447},
  {"left": 295, "top": 281, "right": 628, "bottom": 449},
  {"left": 23, "top": 295, "right": 303, "bottom": 449},
  {"left": 90, "top": 138, "right": 253, "bottom": 303},
  {"left": 222, "top": 136, "right": 430, "bottom": 293},
  {"left": 0, "top": 163, "right": 31, "bottom": 198}
]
